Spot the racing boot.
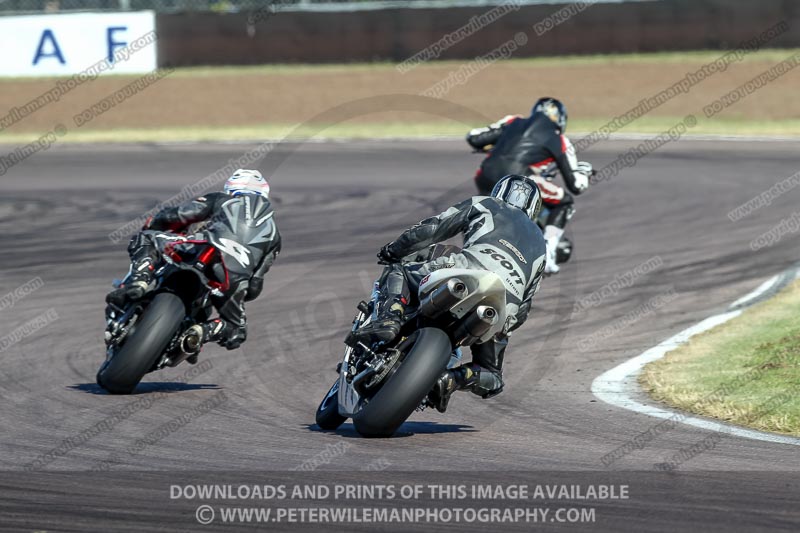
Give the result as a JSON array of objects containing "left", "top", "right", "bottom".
[
  {"left": 543, "top": 225, "right": 563, "bottom": 275},
  {"left": 105, "top": 258, "right": 155, "bottom": 308},
  {"left": 125, "top": 257, "right": 156, "bottom": 300},
  {"left": 349, "top": 297, "right": 406, "bottom": 347},
  {"left": 104, "top": 287, "right": 127, "bottom": 309},
  {"left": 428, "top": 364, "right": 480, "bottom": 413}
]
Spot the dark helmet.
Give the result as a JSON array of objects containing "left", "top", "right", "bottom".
[
  {"left": 532, "top": 97, "right": 568, "bottom": 132},
  {"left": 491, "top": 175, "right": 542, "bottom": 221}
]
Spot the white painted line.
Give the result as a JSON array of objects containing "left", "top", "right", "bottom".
[
  {"left": 591, "top": 274, "right": 800, "bottom": 447},
  {"left": 32, "top": 132, "right": 800, "bottom": 149},
  {"left": 575, "top": 133, "right": 800, "bottom": 143},
  {"left": 193, "top": 133, "right": 800, "bottom": 144},
  {"left": 729, "top": 274, "right": 779, "bottom": 309}
]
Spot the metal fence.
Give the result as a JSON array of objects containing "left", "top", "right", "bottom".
[{"left": 1, "top": 0, "right": 573, "bottom": 16}]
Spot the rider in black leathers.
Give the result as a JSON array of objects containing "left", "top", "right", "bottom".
[
  {"left": 467, "top": 98, "right": 592, "bottom": 274},
  {"left": 352, "top": 175, "right": 546, "bottom": 412},
  {"left": 106, "top": 169, "right": 281, "bottom": 351}
]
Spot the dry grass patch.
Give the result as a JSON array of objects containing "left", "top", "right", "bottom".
[{"left": 640, "top": 280, "right": 800, "bottom": 436}]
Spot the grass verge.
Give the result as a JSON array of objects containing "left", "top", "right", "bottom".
[
  {"left": 2, "top": 117, "right": 800, "bottom": 145},
  {"left": 640, "top": 279, "right": 800, "bottom": 436}
]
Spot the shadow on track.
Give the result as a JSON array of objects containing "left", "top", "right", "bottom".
[
  {"left": 307, "top": 421, "right": 477, "bottom": 438},
  {"left": 68, "top": 382, "right": 221, "bottom": 395}
]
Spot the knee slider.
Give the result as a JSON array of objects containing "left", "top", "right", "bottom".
[{"left": 468, "top": 365, "right": 504, "bottom": 398}]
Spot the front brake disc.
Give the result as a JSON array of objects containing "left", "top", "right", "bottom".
[{"left": 365, "top": 348, "right": 403, "bottom": 391}]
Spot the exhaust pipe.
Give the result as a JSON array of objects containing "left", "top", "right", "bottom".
[
  {"left": 455, "top": 305, "right": 499, "bottom": 345},
  {"left": 418, "top": 278, "right": 468, "bottom": 317},
  {"left": 179, "top": 325, "right": 203, "bottom": 355}
]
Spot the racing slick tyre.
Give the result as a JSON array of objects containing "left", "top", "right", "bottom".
[
  {"left": 97, "top": 293, "right": 185, "bottom": 395},
  {"left": 353, "top": 328, "right": 452, "bottom": 438},
  {"left": 556, "top": 236, "right": 573, "bottom": 264}
]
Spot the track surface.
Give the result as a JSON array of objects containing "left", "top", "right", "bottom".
[{"left": 1, "top": 139, "right": 800, "bottom": 530}]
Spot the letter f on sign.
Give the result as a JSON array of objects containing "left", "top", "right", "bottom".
[{"left": 107, "top": 26, "right": 128, "bottom": 63}]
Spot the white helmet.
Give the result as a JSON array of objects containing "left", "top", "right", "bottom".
[{"left": 224, "top": 169, "right": 270, "bottom": 198}]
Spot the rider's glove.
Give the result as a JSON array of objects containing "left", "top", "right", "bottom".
[
  {"left": 377, "top": 245, "right": 401, "bottom": 265},
  {"left": 574, "top": 161, "right": 593, "bottom": 191}
]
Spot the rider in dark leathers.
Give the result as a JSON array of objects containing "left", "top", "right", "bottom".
[
  {"left": 353, "top": 175, "right": 546, "bottom": 412},
  {"left": 106, "top": 169, "right": 281, "bottom": 351},
  {"left": 467, "top": 98, "right": 592, "bottom": 274}
]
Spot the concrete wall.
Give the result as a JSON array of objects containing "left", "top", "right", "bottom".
[{"left": 156, "top": 0, "right": 800, "bottom": 66}]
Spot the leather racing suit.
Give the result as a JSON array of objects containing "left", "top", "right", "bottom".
[
  {"left": 368, "top": 195, "right": 546, "bottom": 399},
  {"left": 467, "top": 113, "right": 588, "bottom": 231},
  {"left": 122, "top": 191, "right": 281, "bottom": 349}
]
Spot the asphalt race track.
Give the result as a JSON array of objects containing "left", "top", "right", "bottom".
[{"left": 1, "top": 139, "right": 799, "bottom": 531}]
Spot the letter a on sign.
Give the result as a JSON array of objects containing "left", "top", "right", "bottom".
[{"left": 32, "top": 29, "right": 66, "bottom": 65}]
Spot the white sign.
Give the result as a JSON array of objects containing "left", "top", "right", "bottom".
[{"left": 0, "top": 11, "right": 157, "bottom": 77}]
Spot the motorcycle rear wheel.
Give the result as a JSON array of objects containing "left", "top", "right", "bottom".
[
  {"left": 97, "top": 292, "right": 185, "bottom": 394},
  {"left": 353, "top": 327, "right": 452, "bottom": 438}
]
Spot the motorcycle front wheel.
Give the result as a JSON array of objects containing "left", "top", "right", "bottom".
[{"left": 315, "top": 380, "right": 347, "bottom": 430}]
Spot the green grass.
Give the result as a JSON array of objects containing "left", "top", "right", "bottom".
[
  {"left": 1, "top": 116, "right": 799, "bottom": 145},
  {"left": 0, "top": 122, "right": 465, "bottom": 144},
  {"left": 640, "top": 280, "right": 800, "bottom": 436}
]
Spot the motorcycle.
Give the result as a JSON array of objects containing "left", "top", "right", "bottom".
[
  {"left": 472, "top": 151, "right": 573, "bottom": 268},
  {"left": 315, "top": 245, "right": 508, "bottom": 438},
  {"left": 97, "top": 235, "right": 228, "bottom": 394}
]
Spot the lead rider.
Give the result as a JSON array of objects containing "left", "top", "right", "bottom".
[
  {"left": 467, "top": 97, "right": 593, "bottom": 274},
  {"left": 352, "top": 175, "right": 547, "bottom": 412}
]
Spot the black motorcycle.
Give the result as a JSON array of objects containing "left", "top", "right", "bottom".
[
  {"left": 97, "top": 236, "right": 227, "bottom": 394},
  {"left": 472, "top": 152, "right": 573, "bottom": 268}
]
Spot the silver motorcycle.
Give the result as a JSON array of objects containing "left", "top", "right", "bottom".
[{"left": 315, "top": 246, "right": 508, "bottom": 437}]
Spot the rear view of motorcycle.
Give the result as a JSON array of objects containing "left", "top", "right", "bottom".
[
  {"left": 97, "top": 237, "right": 227, "bottom": 394},
  {"left": 316, "top": 248, "right": 509, "bottom": 438}
]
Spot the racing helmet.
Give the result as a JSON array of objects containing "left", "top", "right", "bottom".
[
  {"left": 224, "top": 169, "right": 270, "bottom": 199},
  {"left": 532, "top": 97, "right": 568, "bottom": 133},
  {"left": 491, "top": 175, "right": 542, "bottom": 221}
]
